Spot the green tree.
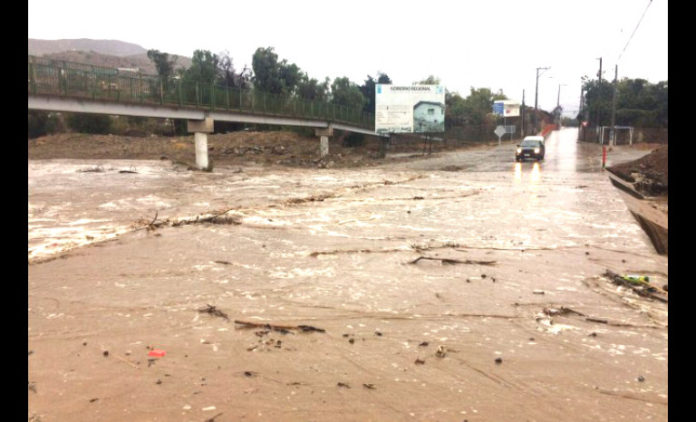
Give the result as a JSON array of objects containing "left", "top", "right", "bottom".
[
  {"left": 217, "top": 51, "right": 237, "bottom": 87},
  {"left": 444, "top": 88, "right": 507, "bottom": 140},
  {"left": 331, "top": 77, "right": 366, "bottom": 109},
  {"left": 377, "top": 73, "right": 392, "bottom": 84},
  {"left": 180, "top": 50, "right": 221, "bottom": 105},
  {"left": 445, "top": 91, "right": 467, "bottom": 128},
  {"left": 184, "top": 50, "right": 220, "bottom": 85},
  {"left": 360, "top": 72, "right": 391, "bottom": 114},
  {"left": 296, "top": 74, "right": 330, "bottom": 102},
  {"left": 413, "top": 75, "right": 440, "bottom": 85},
  {"left": 146, "top": 49, "right": 178, "bottom": 80},
  {"left": 146, "top": 49, "right": 179, "bottom": 100},
  {"left": 581, "top": 76, "right": 667, "bottom": 128},
  {"left": 580, "top": 76, "right": 613, "bottom": 127},
  {"left": 251, "top": 47, "right": 302, "bottom": 96},
  {"left": 461, "top": 87, "right": 506, "bottom": 123},
  {"left": 414, "top": 75, "right": 441, "bottom": 85}
]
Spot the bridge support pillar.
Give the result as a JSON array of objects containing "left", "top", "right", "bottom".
[
  {"left": 188, "top": 118, "right": 214, "bottom": 170},
  {"left": 320, "top": 136, "right": 329, "bottom": 157},
  {"left": 315, "top": 127, "right": 333, "bottom": 159},
  {"left": 194, "top": 132, "right": 209, "bottom": 170}
]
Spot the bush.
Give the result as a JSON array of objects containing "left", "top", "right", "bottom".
[
  {"left": 28, "top": 111, "right": 64, "bottom": 139},
  {"left": 65, "top": 113, "right": 112, "bottom": 134},
  {"left": 343, "top": 132, "right": 365, "bottom": 147}
]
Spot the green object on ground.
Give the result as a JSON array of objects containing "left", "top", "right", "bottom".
[{"left": 622, "top": 275, "right": 650, "bottom": 285}]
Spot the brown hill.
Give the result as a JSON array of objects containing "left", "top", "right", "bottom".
[
  {"left": 39, "top": 50, "right": 191, "bottom": 75},
  {"left": 29, "top": 38, "right": 147, "bottom": 57},
  {"left": 29, "top": 38, "right": 192, "bottom": 74}
]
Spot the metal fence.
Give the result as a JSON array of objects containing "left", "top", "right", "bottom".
[{"left": 28, "top": 56, "right": 374, "bottom": 130}]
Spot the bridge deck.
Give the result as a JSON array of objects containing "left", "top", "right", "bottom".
[{"left": 28, "top": 56, "right": 378, "bottom": 135}]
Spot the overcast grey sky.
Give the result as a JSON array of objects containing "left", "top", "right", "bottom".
[{"left": 28, "top": 0, "right": 667, "bottom": 116}]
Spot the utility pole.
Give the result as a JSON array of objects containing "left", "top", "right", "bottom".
[
  {"left": 557, "top": 84, "right": 561, "bottom": 107},
  {"left": 521, "top": 89, "right": 526, "bottom": 137},
  {"left": 534, "top": 66, "right": 550, "bottom": 134},
  {"left": 596, "top": 57, "right": 602, "bottom": 141},
  {"left": 610, "top": 64, "right": 618, "bottom": 145},
  {"left": 578, "top": 84, "right": 584, "bottom": 141},
  {"left": 556, "top": 84, "right": 566, "bottom": 127}
]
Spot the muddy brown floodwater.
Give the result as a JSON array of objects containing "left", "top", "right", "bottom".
[{"left": 28, "top": 128, "right": 667, "bottom": 421}]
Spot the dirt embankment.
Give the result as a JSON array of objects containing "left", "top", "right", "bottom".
[
  {"left": 608, "top": 145, "right": 667, "bottom": 197},
  {"left": 607, "top": 145, "right": 667, "bottom": 255},
  {"left": 28, "top": 130, "right": 476, "bottom": 169}
]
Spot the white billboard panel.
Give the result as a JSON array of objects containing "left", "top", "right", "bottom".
[
  {"left": 375, "top": 85, "right": 446, "bottom": 134},
  {"left": 494, "top": 100, "right": 520, "bottom": 117},
  {"left": 503, "top": 101, "right": 520, "bottom": 117}
]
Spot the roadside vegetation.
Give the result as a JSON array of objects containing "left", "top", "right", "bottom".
[
  {"left": 29, "top": 46, "right": 515, "bottom": 143},
  {"left": 578, "top": 76, "right": 667, "bottom": 128}
]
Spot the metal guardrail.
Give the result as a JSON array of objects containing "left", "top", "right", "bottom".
[{"left": 27, "top": 56, "right": 375, "bottom": 130}]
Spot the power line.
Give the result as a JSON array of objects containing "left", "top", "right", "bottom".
[{"left": 617, "top": 0, "right": 654, "bottom": 63}]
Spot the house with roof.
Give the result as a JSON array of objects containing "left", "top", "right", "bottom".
[{"left": 413, "top": 101, "right": 445, "bottom": 133}]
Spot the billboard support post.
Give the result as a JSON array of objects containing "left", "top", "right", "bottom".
[{"left": 379, "top": 136, "right": 388, "bottom": 159}]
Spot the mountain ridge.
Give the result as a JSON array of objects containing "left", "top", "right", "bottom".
[{"left": 29, "top": 38, "right": 191, "bottom": 74}]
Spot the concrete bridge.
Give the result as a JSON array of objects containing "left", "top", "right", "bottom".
[{"left": 28, "top": 56, "right": 386, "bottom": 169}]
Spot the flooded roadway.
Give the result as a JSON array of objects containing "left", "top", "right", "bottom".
[{"left": 28, "top": 128, "right": 667, "bottom": 421}]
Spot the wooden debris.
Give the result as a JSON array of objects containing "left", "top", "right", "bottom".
[
  {"left": 214, "top": 260, "right": 231, "bottom": 265},
  {"left": 199, "top": 304, "right": 230, "bottom": 321},
  {"left": 543, "top": 306, "right": 586, "bottom": 317},
  {"left": 114, "top": 355, "right": 139, "bottom": 369},
  {"left": 234, "top": 320, "right": 325, "bottom": 333},
  {"left": 146, "top": 211, "right": 159, "bottom": 232},
  {"left": 205, "top": 413, "right": 224, "bottom": 422},
  {"left": 604, "top": 270, "right": 667, "bottom": 303},
  {"left": 586, "top": 317, "right": 608, "bottom": 324},
  {"left": 409, "top": 256, "right": 496, "bottom": 266}
]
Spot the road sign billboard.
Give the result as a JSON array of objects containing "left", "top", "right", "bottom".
[
  {"left": 493, "top": 100, "right": 520, "bottom": 117},
  {"left": 375, "top": 85, "right": 446, "bottom": 134}
]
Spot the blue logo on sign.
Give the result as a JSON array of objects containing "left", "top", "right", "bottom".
[{"left": 377, "top": 86, "right": 382, "bottom": 94}]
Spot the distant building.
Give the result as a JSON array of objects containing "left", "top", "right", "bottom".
[
  {"left": 117, "top": 67, "right": 140, "bottom": 74},
  {"left": 413, "top": 101, "right": 445, "bottom": 133}
]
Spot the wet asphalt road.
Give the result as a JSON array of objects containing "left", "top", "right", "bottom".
[
  {"left": 28, "top": 129, "right": 667, "bottom": 421},
  {"left": 389, "top": 128, "right": 650, "bottom": 173}
]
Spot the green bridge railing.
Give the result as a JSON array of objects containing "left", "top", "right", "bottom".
[{"left": 28, "top": 56, "right": 375, "bottom": 130}]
